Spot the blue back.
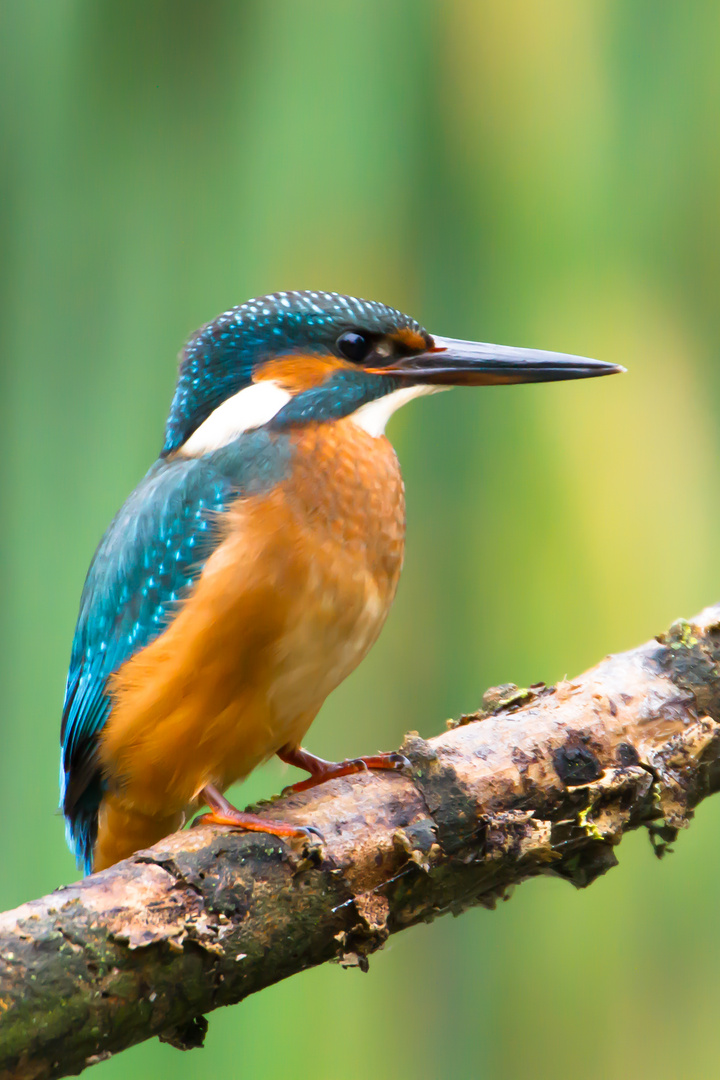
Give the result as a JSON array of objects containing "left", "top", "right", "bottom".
[{"left": 60, "top": 430, "right": 293, "bottom": 873}]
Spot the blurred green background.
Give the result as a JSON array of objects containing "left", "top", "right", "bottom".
[{"left": 3, "top": 2, "right": 720, "bottom": 1078}]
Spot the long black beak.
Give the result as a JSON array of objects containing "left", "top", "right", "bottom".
[{"left": 370, "top": 335, "right": 624, "bottom": 386}]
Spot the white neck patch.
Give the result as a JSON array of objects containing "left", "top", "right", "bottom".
[
  {"left": 179, "top": 380, "right": 291, "bottom": 456},
  {"left": 350, "top": 384, "right": 444, "bottom": 437}
]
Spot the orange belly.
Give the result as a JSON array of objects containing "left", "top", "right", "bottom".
[{"left": 94, "top": 419, "right": 404, "bottom": 869}]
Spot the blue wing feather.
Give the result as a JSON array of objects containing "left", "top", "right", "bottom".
[{"left": 60, "top": 430, "right": 293, "bottom": 872}]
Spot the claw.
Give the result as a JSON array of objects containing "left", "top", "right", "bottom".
[
  {"left": 279, "top": 748, "right": 410, "bottom": 795},
  {"left": 195, "top": 783, "right": 319, "bottom": 842}
]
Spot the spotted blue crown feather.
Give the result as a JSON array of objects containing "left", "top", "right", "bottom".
[{"left": 163, "top": 290, "right": 425, "bottom": 454}]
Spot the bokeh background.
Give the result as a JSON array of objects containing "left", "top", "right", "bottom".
[{"left": 2, "top": 2, "right": 720, "bottom": 1077}]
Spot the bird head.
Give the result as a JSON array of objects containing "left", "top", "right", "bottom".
[{"left": 162, "top": 291, "right": 622, "bottom": 457}]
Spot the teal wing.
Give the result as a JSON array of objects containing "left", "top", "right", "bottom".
[{"left": 60, "top": 431, "right": 293, "bottom": 872}]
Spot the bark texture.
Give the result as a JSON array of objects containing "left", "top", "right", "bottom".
[{"left": 4, "top": 604, "right": 720, "bottom": 1079}]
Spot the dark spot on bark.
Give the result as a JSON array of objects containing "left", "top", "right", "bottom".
[
  {"left": 375, "top": 853, "right": 383, "bottom": 867},
  {"left": 553, "top": 843, "right": 618, "bottom": 887},
  {"left": 395, "top": 818, "right": 437, "bottom": 857},
  {"left": 512, "top": 746, "right": 538, "bottom": 772},
  {"left": 616, "top": 742, "right": 640, "bottom": 767},
  {"left": 647, "top": 821, "right": 679, "bottom": 859},
  {"left": 159, "top": 1013, "right": 208, "bottom": 1050},
  {"left": 618, "top": 785, "right": 635, "bottom": 812},
  {"left": 401, "top": 733, "right": 478, "bottom": 855},
  {"left": 553, "top": 744, "right": 603, "bottom": 786},
  {"left": 485, "top": 824, "right": 506, "bottom": 851}
]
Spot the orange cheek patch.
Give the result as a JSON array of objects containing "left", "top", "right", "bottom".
[
  {"left": 390, "top": 328, "right": 429, "bottom": 352},
  {"left": 254, "top": 354, "right": 352, "bottom": 393}
]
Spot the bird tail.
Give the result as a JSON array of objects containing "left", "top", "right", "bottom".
[
  {"left": 60, "top": 763, "right": 102, "bottom": 876},
  {"left": 93, "top": 794, "right": 183, "bottom": 872}
]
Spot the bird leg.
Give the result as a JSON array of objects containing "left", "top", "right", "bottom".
[
  {"left": 278, "top": 744, "right": 409, "bottom": 794},
  {"left": 194, "top": 783, "right": 321, "bottom": 840}
]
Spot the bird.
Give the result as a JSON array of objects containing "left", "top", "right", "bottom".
[{"left": 59, "top": 290, "right": 622, "bottom": 875}]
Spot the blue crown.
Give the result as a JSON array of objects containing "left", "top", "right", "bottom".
[{"left": 162, "top": 291, "right": 425, "bottom": 454}]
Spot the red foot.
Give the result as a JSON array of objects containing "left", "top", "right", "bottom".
[
  {"left": 194, "top": 784, "right": 321, "bottom": 840},
  {"left": 278, "top": 745, "right": 409, "bottom": 794}
]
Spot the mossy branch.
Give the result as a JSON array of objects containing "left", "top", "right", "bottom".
[{"left": 4, "top": 605, "right": 720, "bottom": 1079}]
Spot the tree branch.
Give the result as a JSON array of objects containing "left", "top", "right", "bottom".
[{"left": 4, "top": 605, "right": 720, "bottom": 1079}]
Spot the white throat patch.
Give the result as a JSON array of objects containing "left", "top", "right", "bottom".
[
  {"left": 350, "top": 384, "right": 443, "bottom": 437},
  {"left": 179, "top": 380, "right": 291, "bottom": 456}
]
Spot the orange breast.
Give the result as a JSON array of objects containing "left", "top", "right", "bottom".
[{"left": 99, "top": 418, "right": 405, "bottom": 825}]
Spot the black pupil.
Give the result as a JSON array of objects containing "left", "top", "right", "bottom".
[{"left": 337, "top": 331, "right": 371, "bottom": 363}]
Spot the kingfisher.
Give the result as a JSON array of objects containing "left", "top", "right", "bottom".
[{"left": 59, "top": 291, "right": 621, "bottom": 875}]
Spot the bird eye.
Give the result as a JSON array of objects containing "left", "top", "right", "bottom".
[{"left": 337, "top": 331, "right": 373, "bottom": 363}]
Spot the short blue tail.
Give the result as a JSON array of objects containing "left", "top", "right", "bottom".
[{"left": 60, "top": 762, "right": 101, "bottom": 875}]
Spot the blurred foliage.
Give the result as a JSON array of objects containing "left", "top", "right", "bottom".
[{"left": 2, "top": 2, "right": 720, "bottom": 1078}]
